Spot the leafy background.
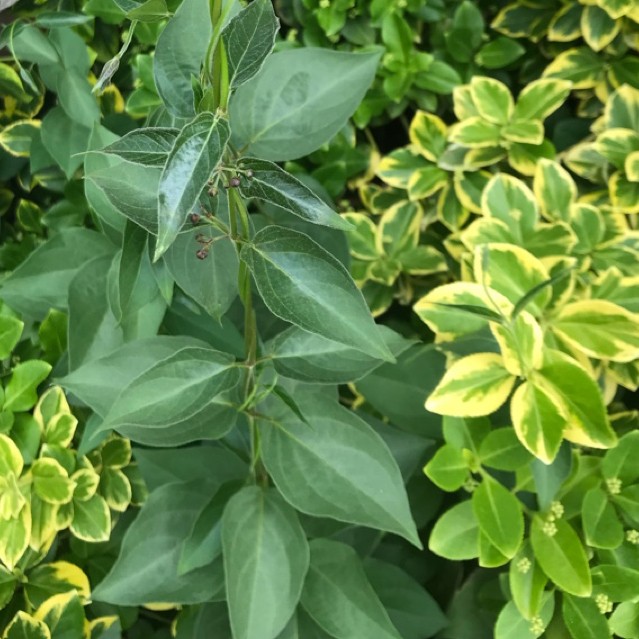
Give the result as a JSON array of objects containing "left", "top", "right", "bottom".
[{"left": 0, "top": 0, "right": 638, "bottom": 637}]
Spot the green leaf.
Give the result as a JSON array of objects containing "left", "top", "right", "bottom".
[
  {"left": 153, "top": 0, "right": 212, "bottom": 116},
  {"left": 449, "top": 117, "right": 502, "bottom": 147},
  {"left": 98, "top": 346, "right": 240, "bottom": 445},
  {"left": 222, "top": 0, "right": 279, "bottom": 89},
  {"left": 22, "top": 561, "right": 89, "bottom": 609},
  {"left": 424, "top": 444, "right": 468, "bottom": 491},
  {"left": 92, "top": 481, "right": 223, "bottom": 605},
  {"left": 269, "top": 325, "right": 410, "bottom": 385},
  {"left": 429, "top": 501, "right": 479, "bottom": 560},
  {"left": 179, "top": 481, "right": 240, "bottom": 575},
  {"left": 0, "top": 316, "right": 23, "bottom": 360},
  {"left": 238, "top": 158, "right": 349, "bottom": 230},
  {"left": 509, "top": 542, "right": 548, "bottom": 619},
  {"left": 609, "top": 601, "right": 639, "bottom": 639},
  {"left": 495, "top": 594, "right": 554, "bottom": 639},
  {"left": 301, "top": 539, "right": 402, "bottom": 639},
  {"left": 4, "top": 612, "right": 51, "bottom": 639},
  {"left": 165, "top": 226, "right": 238, "bottom": 320},
  {"left": 3, "top": 360, "right": 51, "bottom": 412},
  {"left": 602, "top": 431, "right": 639, "bottom": 485},
  {"left": 86, "top": 159, "right": 161, "bottom": 234},
  {"left": 222, "top": 487, "right": 309, "bottom": 639},
  {"left": 478, "top": 428, "right": 533, "bottom": 471},
  {"left": 98, "top": 127, "right": 178, "bottom": 166},
  {"left": 155, "top": 113, "right": 230, "bottom": 260},
  {"left": 475, "top": 37, "right": 524, "bottom": 69},
  {"left": 34, "top": 591, "right": 85, "bottom": 639},
  {"left": 259, "top": 394, "right": 419, "bottom": 546},
  {"left": 230, "top": 48, "right": 381, "bottom": 161},
  {"left": 40, "top": 107, "right": 91, "bottom": 179},
  {"left": 472, "top": 475, "right": 523, "bottom": 558},
  {"left": 241, "top": 226, "right": 392, "bottom": 360},
  {"left": 592, "top": 565, "right": 639, "bottom": 602},
  {"left": 530, "top": 517, "right": 591, "bottom": 596},
  {"left": 0, "top": 229, "right": 115, "bottom": 320},
  {"left": 563, "top": 593, "right": 611, "bottom": 639},
  {"left": 581, "top": 487, "right": 624, "bottom": 549},
  {"left": 364, "top": 558, "right": 447, "bottom": 639},
  {"left": 58, "top": 336, "right": 206, "bottom": 417},
  {"left": 67, "top": 256, "right": 124, "bottom": 371}
]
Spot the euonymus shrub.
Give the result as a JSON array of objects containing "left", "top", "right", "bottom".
[
  {"left": 1, "top": 1, "right": 447, "bottom": 638},
  {"left": 414, "top": 97, "right": 639, "bottom": 635}
]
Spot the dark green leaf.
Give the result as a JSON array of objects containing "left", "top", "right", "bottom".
[
  {"left": 301, "top": 539, "right": 402, "bottom": 639},
  {"left": 155, "top": 113, "right": 230, "bottom": 259},
  {"left": 222, "top": 487, "right": 309, "bottom": 639},
  {"left": 241, "top": 226, "right": 392, "bottom": 360},
  {"left": 238, "top": 158, "right": 349, "bottom": 230},
  {"left": 98, "top": 128, "right": 178, "bottom": 166},
  {"left": 222, "top": 0, "right": 279, "bottom": 89}
]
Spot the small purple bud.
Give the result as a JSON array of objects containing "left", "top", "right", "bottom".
[
  {"left": 190, "top": 213, "right": 201, "bottom": 224},
  {"left": 196, "top": 249, "right": 208, "bottom": 260}
]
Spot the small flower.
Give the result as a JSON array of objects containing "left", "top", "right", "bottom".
[
  {"left": 530, "top": 616, "right": 544, "bottom": 635},
  {"left": 606, "top": 477, "right": 622, "bottom": 495},
  {"left": 550, "top": 501, "right": 564, "bottom": 519},
  {"left": 196, "top": 249, "right": 208, "bottom": 260},
  {"left": 542, "top": 520, "right": 557, "bottom": 537},
  {"left": 595, "top": 593, "right": 613, "bottom": 614},
  {"left": 208, "top": 187, "right": 219, "bottom": 197},
  {"left": 190, "top": 213, "right": 201, "bottom": 224},
  {"left": 226, "top": 176, "right": 241, "bottom": 188},
  {"left": 516, "top": 557, "right": 531, "bottom": 574},
  {"left": 626, "top": 529, "right": 639, "bottom": 545}
]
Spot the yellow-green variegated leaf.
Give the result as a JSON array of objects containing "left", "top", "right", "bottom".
[
  {"left": 534, "top": 159, "right": 577, "bottom": 221},
  {"left": 543, "top": 48, "right": 604, "bottom": 89},
  {"left": 598, "top": 0, "right": 629, "bottom": 19},
  {"left": 595, "top": 129, "right": 639, "bottom": 171},
  {"left": 449, "top": 117, "right": 502, "bottom": 148},
  {"left": 570, "top": 203, "right": 605, "bottom": 253},
  {"left": 407, "top": 166, "right": 448, "bottom": 200},
  {"left": 426, "top": 353, "right": 515, "bottom": 417},
  {"left": 437, "top": 183, "right": 469, "bottom": 230},
  {"left": 491, "top": 312, "right": 544, "bottom": 376},
  {"left": 34, "top": 592, "right": 84, "bottom": 638},
  {"left": 376, "top": 201, "right": 421, "bottom": 257},
  {"left": 508, "top": 140, "right": 556, "bottom": 177},
  {"left": 4, "top": 612, "right": 51, "bottom": 639},
  {"left": 552, "top": 300, "right": 639, "bottom": 362},
  {"left": 511, "top": 380, "right": 566, "bottom": 463},
  {"left": 474, "top": 244, "right": 551, "bottom": 315},
  {"left": 30, "top": 495, "right": 59, "bottom": 552},
  {"left": 462, "top": 218, "right": 514, "bottom": 252},
  {"left": 24, "top": 561, "right": 90, "bottom": 609},
  {"left": 0, "top": 474, "right": 26, "bottom": 520},
  {"left": 34, "top": 387, "right": 72, "bottom": 432},
  {"left": 71, "top": 494, "right": 111, "bottom": 542},
  {"left": 548, "top": 4, "right": 583, "bottom": 42},
  {"left": 470, "top": 77, "right": 514, "bottom": 125},
  {"left": 31, "top": 459, "right": 75, "bottom": 505},
  {"left": 610, "top": 172, "right": 639, "bottom": 213},
  {"left": 399, "top": 245, "right": 447, "bottom": 275},
  {"left": 564, "top": 141, "right": 607, "bottom": 183},
  {"left": 409, "top": 111, "right": 447, "bottom": 162},
  {"left": 414, "top": 282, "right": 512, "bottom": 341},
  {"left": 376, "top": 148, "right": 429, "bottom": 189},
  {"left": 344, "top": 213, "right": 379, "bottom": 261},
  {"left": 99, "top": 467, "right": 132, "bottom": 512},
  {"left": 453, "top": 84, "right": 480, "bottom": 120},
  {"left": 71, "top": 469, "right": 100, "bottom": 502},
  {"left": 513, "top": 79, "right": 572, "bottom": 121},
  {"left": 464, "top": 146, "right": 507, "bottom": 169},
  {"left": 581, "top": 5, "right": 620, "bottom": 51},
  {"left": 0, "top": 120, "right": 41, "bottom": 158},
  {"left": 482, "top": 174, "right": 538, "bottom": 237},
  {"left": 0, "top": 505, "right": 31, "bottom": 570},
  {"left": 501, "top": 119, "right": 543, "bottom": 145},
  {"left": 626, "top": 151, "right": 639, "bottom": 182},
  {"left": 0, "top": 434, "right": 23, "bottom": 477},
  {"left": 454, "top": 170, "right": 490, "bottom": 214},
  {"left": 538, "top": 351, "right": 617, "bottom": 450},
  {"left": 603, "top": 85, "right": 639, "bottom": 130}
]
